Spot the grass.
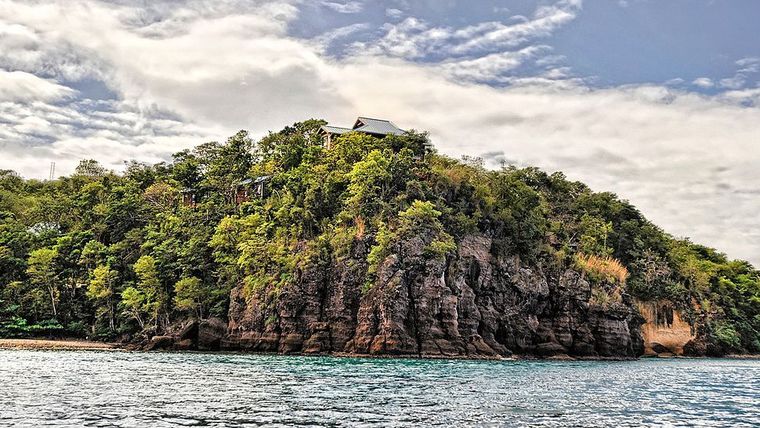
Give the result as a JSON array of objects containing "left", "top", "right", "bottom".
[{"left": 575, "top": 253, "right": 629, "bottom": 285}]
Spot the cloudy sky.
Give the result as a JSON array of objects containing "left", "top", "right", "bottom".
[{"left": 1, "top": 0, "right": 759, "bottom": 265}]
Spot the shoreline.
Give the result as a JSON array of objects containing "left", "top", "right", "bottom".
[
  {"left": 2, "top": 338, "right": 759, "bottom": 361},
  {"left": 0, "top": 338, "right": 120, "bottom": 351}
]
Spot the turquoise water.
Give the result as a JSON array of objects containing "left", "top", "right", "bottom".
[{"left": 0, "top": 350, "right": 758, "bottom": 427}]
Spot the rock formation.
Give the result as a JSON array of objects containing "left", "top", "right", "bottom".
[
  {"left": 636, "top": 301, "right": 695, "bottom": 356},
  {"left": 222, "top": 234, "right": 645, "bottom": 359}
]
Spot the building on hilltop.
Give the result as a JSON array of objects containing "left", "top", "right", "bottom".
[
  {"left": 235, "top": 175, "right": 271, "bottom": 204},
  {"left": 319, "top": 117, "right": 406, "bottom": 149},
  {"left": 181, "top": 188, "right": 197, "bottom": 208}
]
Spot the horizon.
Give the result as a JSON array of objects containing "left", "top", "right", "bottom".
[{"left": 1, "top": 0, "right": 759, "bottom": 265}]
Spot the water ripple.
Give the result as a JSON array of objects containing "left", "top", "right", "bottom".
[{"left": 1, "top": 351, "right": 758, "bottom": 427}]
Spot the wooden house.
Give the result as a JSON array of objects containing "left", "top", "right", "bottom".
[
  {"left": 235, "top": 176, "right": 271, "bottom": 204},
  {"left": 181, "top": 188, "right": 197, "bottom": 207},
  {"left": 235, "top": 179, "right": 252, "bottom": 204},
  {"left": 319, "top": 117, "right": 406, "bottom": 149}
]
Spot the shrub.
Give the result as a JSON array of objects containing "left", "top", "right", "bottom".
[
  {"left": 710, "top": 320, "right": 742, "bottom": 351},
  {"left": 589, "top": 286, "right": 623, "bottom": 308},
  {"left": 0, "top": 316, "right": 30, "bottom": 338}
]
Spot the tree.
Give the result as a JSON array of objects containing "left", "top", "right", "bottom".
[
  {"left": 74, "top": 159, "right": 107, "bottom": 177},
  {"left": 79, "top": 240, "right": 107, "bottom": 272},
  {"left": 578, "top": 214, "right": 614, "bottom": 257},
  {"left": 629, "top": 249, "right": 673, "bottom": 299},
  {"left": 1, "top": 123, "right": 759, "bottom": 354},
  {"left": 345, "top": 149, "right": 392, "bottom": 218},
  {"left": 367, "top": 200, "right": 455, "bottom": 277},
  {"left": 87, "top": 265, "right": 118, "bottom": 331},
  {"left": 120, "top": 287, "right": 146, "bottom": 329},
  {"left": 142, "top": 182, "right": 179, "bottom": 211},
  {"left": 132, "top": 255, "right": 167, "bottom": 328},
  {"left": 173, "top": 277, "right": 209, "bottom": 319},
  {"left": 197, "top": 131, "right": 254, "bottom": 204},
  {"left": 26, "top": 248, "right": 60, "bottom": 318}
]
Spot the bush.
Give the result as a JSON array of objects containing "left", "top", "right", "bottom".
[
  {"left": 709, "top": 321, "right": 742, "bottom": 351},
  {"left": 589, "top": 286, "right": 622, "bottom": 308},
  {"left": 0, "top": 316, "right": 30, "bottom": 338},
  {"left": 29, "top": 319, "right": 66, "bottom": 337},
  {"left": 66, "top": 321, "right": 89, "bottom": 338}
]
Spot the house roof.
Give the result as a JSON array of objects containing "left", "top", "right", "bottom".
[
  {"left": 320, "top": 125, "right": 353, "bottom": 135},
  {"left": 353, "top": 117, "right": 405, "bottom": 136},
  {"left": 320, "top": 117, "right": 406, "bottom": 138},
  {"left": 239, "top": 176, "right": 271, "bottom": 186}
]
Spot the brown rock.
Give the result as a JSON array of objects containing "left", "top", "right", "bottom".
[
  {"left": 145, "top": 335, "right": 174, "bottom": 351},
  {"left": 177, "top": 320, "right": 198, "bottom": 342},
  {"left": 175, "top": 339, "right": 194, "bottom": 350},
  {"left": 197, "top": 318, "right": 227, "bottom": 350}
]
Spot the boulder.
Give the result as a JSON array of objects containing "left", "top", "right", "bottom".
[
  {"left": 177, "top": 320, "right": 199, "bottom": 342},
  {"left": 650, "top": 342, "right": 670, "bottom": 354},
  {"left": 197, "top": 318, "right": 227, "bottom": 350},
  {"left": 145, "top": 335, "right": 174, "bottom": 351}
]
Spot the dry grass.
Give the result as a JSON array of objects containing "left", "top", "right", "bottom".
[{"left": 575, "top": 253, "right": 629, "bottom": 285}]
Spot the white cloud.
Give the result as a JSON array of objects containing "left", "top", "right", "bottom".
[
  {"left": 320, "top": 1, "right": 364, "bottom": 14},
  {"left": 692, "top": 77, "right": 714, "bottom": 88},
  {"left": 356, "top": 0, "right": 581, "bottom": 60},
  {"left": 719, "top": 76, "right": 746, "bottom": 89},
  {"left": 736, "top": 57, "right": 760, "bottom": 74},
  {"left": 348, "top": 1, "right": 582, "bottom": 84},
  {"left": 711, "top": 57, "right": 760, "bottom": 90},
  {"left": 385, "top": 8, "right": 404, "bottom": 19},
  {"left": 0, "top": 70, "right": 74, "bottom": 102},
  {"left": 438, "top": 46, "right": 550, "bottom": 83},
  {"left": 1, "top": 0, "right": 760, "bottom": 267},
  {"left": 449, "top": 0, "right": 581, "bottom": 55}
]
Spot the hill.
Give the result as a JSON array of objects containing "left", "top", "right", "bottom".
[{"left": 1, "top": 120, "right": 758, "bottom": 357}]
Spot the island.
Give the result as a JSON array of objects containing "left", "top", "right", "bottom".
[{"left": 1, "top": 118, "right": 758, "bottom": 359}]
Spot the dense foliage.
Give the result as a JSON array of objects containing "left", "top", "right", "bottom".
[{"left": 1, "top": 120, "right": 758, "bottom": 353}]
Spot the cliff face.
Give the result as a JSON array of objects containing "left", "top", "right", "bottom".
[
  {"left": 223, "top": 234, "right": 644, "bottom": 359},
  {"left": 637, "top": 301, "right": 695, "bottom": 356}
]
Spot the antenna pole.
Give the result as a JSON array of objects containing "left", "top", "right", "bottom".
[{"left": 49, "top": 162, "right": 56, "bottom": 180}]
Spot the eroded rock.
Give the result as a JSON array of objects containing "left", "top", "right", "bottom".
[{"left": 224, "top": 234, "right": 645, "bottom": 359}]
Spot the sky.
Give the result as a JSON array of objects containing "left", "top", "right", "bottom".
[{"left": 1, "top": 0, "right": 759, "bottom": 265}]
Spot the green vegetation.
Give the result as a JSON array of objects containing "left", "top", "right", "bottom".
[{"left": 0, "top": 119, "right": 758, "bottom": 353}]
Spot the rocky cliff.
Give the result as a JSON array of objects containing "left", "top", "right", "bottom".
[
  {"left": 221, "top": 234, "right": 644, "bottom": 359},
  {"left": 637, "top": 301, "right": 695, "bottom": 356}
]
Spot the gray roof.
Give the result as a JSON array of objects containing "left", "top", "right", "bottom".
[
  {"left": 353, "top": 117, "right": 405, "bottom": 136},
  {"left": 320, "top": 125, "right": 353, "bottom": 135},
  {"left": 321, "top": 117, "right": 406, "bottom": 138},
  {"left": 240, "top": 176, "right": 271, "bottom": 186}
]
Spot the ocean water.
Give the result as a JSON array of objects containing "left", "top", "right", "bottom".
[{"left": 0, "top": 350, "right": 758, "bottom": 427}]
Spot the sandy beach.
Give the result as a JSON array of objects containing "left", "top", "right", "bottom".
[{"left": 0, "top": 338, "right": 118, "bottom": 351}]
